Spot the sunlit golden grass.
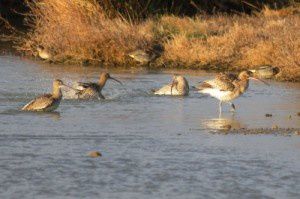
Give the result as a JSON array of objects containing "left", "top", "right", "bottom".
[
  {"left": 18, "top": 0, "right": 300, "bottom": 81},
  {"left": 19, "top": 0, "right": 153, "bottom": 65},
  {"left": 162, "top": 13, "right": 300, "bottom": 81}
]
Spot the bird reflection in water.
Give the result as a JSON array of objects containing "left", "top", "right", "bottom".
[
  {"left": 39, "top": 111, "right": 61, "bottom": 120},
  {"left": 202, "top": 115, "right": 243, "bottom": 132},
  {"left": 23, "top": 111, "right": 61, "bottom": 121}
]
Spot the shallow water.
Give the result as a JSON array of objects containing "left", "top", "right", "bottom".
[{"left": 0, "top": 56, "right": 300, "bottom": 199}]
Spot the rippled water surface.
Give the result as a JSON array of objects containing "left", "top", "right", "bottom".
[{"left": 1, "top": 56, "right": 300, "bottom": 199}]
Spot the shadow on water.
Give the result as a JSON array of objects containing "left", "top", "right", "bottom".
[{"left": 0, "top": 109, "right": 61, "bottom": 120}]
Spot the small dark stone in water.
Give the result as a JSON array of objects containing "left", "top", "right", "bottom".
[
  {"left": 265, "top": 113, "right": 272, "bottom": 117},
  {"left": 297, "top": 112, "right": 300, "bottom": 117},
  {"left": 88, "top": 151, "right": 102, "bottom": 158},
  {"left": 288, "top": 115, "right": 292, "bottom": 119},
  {"left": 177, "top": 133, "right": 182, "bottom": 136}
]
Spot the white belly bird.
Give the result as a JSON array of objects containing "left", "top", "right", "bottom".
[{"left": 195, "top": 71, "right": 269, "bottom": 113}]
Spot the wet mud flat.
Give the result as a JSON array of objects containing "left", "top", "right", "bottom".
[{"left": 209, "top": 127, "right": 300, "bottom": 136}]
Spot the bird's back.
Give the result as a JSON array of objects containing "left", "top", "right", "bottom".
[
  {"left": 251, "top": 66, "right": 280, "bottom": 79},
  {"left": 197, "top": 73, "right": 236, "bottom": 92},
  {"left": 76, "top": 82, "right": 104, "bottom": 99},
  {"left": 22, "top": 94, "right": 60, "bottom": 111},
  {"left": 154, "top": 83, "right": 173, "bottom": 95}
]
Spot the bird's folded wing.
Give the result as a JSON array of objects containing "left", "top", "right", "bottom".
[
  {"left": 22, "top": 94, "right": 54, "bottom": 110},
  {"left": 197, "top": 73, "right": 235, "bottom": 91},
  {"left": 154, "top": 83, "right": 173, "bottom": 95},
  {"left": 76, "top": 82, "right": 94, "bottom": 89},
  {"left": 220, "top": 73, "right": 238, "bottom": 82}
]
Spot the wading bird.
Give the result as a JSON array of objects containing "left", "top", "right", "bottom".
[
  {"left": 153, "top": 75, "right": 189, "bottom": 96},
  {"left": 74, "top": 72, "right": 122, "bottom": 99},
  {"left": 22, "top": 79, "right": 75, "bottom": 112},
  {"left": 128, "top": 50, "right": 156, "bottom": 64},
  {"left": 249, "top": 65, "right": 280, "bottom": 79},
  {"left": 195, "top": 71, "right": 269, "bottom": 113},
  {"left": 128, "top": 44, "right": 164, "bottom": 64},
  {"left": 37, "top": 46, "right": 51, "bottom": 60}
]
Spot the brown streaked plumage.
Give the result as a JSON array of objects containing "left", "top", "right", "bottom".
[
  {"left": 22, "top": 79, "right": 71, "bottom": 112},
  {"left": 37, "top": 46, "right": 51, "bottom": 60},
  {"left": 75, "top": 72, "right": 122, "bottom": 99},
  {"left": 128, "top": 43, "right": 164, "bottom": 64},
  {"left": 249, "top": 65, "right": 280, "bottom": 79},
  {"left": 128, "top": 50, "right": 156, "bottom": 63},
  {"left": 154, "top": 75, "right": 189, "bottom": 96},
  {"left": 196, "top": 71, "right": 269, "bottom": 114}
]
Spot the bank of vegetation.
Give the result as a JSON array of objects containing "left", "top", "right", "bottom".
[{"left": 2, "top": 0, "right": 300, "bottom": 81}]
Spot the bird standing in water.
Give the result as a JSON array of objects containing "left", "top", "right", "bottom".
[
  {"left": 154, "top": 75, "right": 189, "bottom": 96},
  {"left": 22, "top": 79, "right": 75, "bottom": 112},
  {"left": 74, "top": 72, "right": 122, "bottom": 99},
  {"left": 195, "top": 71, "right": 269, "bottom": 114}
]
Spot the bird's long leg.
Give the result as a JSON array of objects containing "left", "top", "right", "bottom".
[
  {"left": 229, "top": 102, "right": 236, "bottom": 112},
  {"left": 98, "top": 93, "right": 105, "bottom": 100},
  {"left": 219, "top": 101, "right": 223, "bottom": 117}
]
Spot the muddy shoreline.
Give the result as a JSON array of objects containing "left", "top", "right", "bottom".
[
  {"left": 209, "top": 128, "right": 300, "bottom": 136},
  {"left": 1, "top": 1, "right": 300, "bottom": 82},
  {"left": 0, "top": 48, "right": 296, "bottom": 83}
]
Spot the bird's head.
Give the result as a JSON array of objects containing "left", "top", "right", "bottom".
[
  {"left": 99, "top": 72, "right": 122, "bottom": 85},
  {"left": 239, "top": 71, "right": 269, "bottom": 86}
]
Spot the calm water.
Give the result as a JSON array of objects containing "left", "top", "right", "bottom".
[{"left": 0, "top": 56, "right": 300, "bottom": 199}]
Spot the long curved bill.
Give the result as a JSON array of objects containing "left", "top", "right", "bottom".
[
  {"left": 109, "top": 77, "right": 123, "bottom": 85},
  {"left": 250, "top": 77, "right": 270, "bottom": 86}
]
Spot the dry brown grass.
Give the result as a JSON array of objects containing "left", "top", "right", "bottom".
[
  {"left": 162, "top": 12, "right": 300, "bottom": 81},
  {"left": 19, "top": 0, "right": 153, "bottom": 65},
  {"left": 18, "top": 1, "right": 300, "bottom": 81}
]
